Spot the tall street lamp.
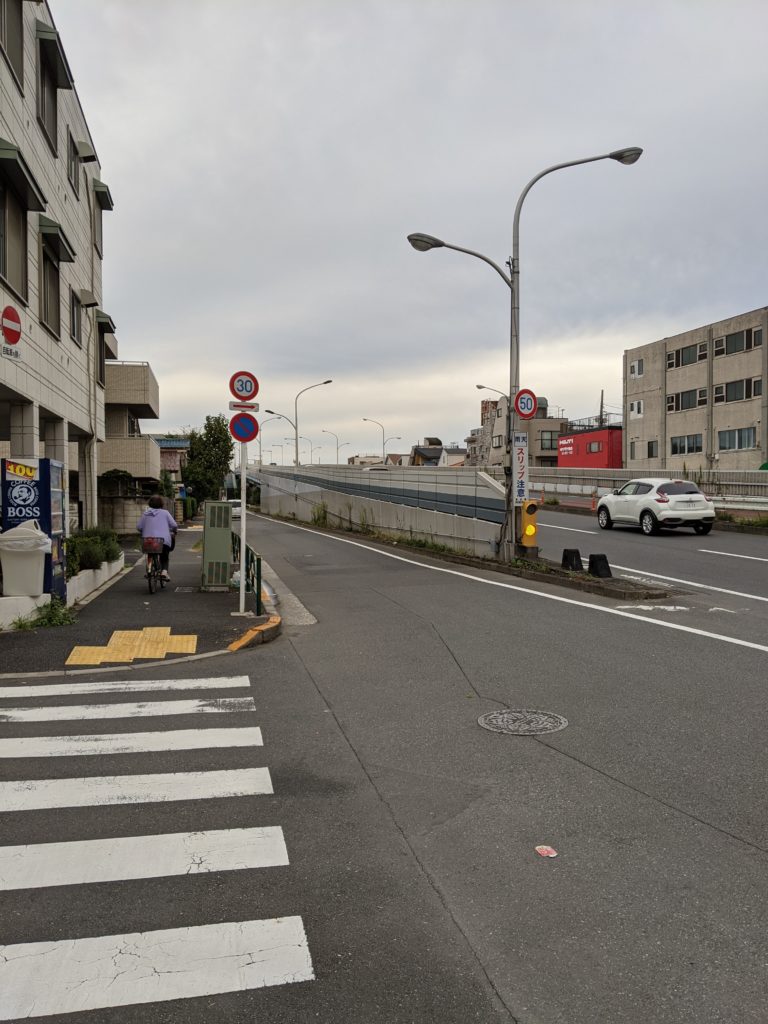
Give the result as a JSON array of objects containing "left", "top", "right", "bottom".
[
  {"left": 362, "top": 417, "right": 386, "bottom": 463},
  {"left": 257, "top": 415, "right": 281, "bottom": 465},
  {"left": 266, "top": 377, "right": 332, "bottom": 468},
  {"left": 272, "top": 443, "right": 284, "bottom": 466},
  {"left": 408, "top": 146, "right": 642, "bottom": 555},
  {"left": 322, "top": 429, "right": 351, "bottom": 465},
  {"left": 295, "top": 435, "right": 322, "bottom": 464},
  {"left": 476, "top": 384, "right": 506, "bottom": 399},
  {"left": 384, "top": 436, "right": 402, "bottom": 462}
]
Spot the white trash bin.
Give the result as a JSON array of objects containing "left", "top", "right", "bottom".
[{"left": 0, "top": 520, "right": 52, "bottom": 597}]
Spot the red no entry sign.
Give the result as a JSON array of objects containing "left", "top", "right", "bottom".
[
  {"left": 1, "top": 306, "right": 21, "bottom": 345},
  {"left": 229, "top": 412, "right": 259, "bottom": 443}
]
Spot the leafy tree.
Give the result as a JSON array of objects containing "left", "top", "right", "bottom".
[
  {"left": 183, "top": 414, "right": 234, "bottom": 500},
  {"left": 159, "top": 469, "right": 175, "bottom": 499}
]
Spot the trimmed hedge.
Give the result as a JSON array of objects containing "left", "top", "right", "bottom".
[{"left": 65, "top": 527, "right": 122, "bottom": 580}]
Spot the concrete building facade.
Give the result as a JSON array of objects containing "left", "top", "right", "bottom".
[
  {"left": 465, "top": 396, "right": 568, "bottom": 468},
  {"left": 1, "top": 0, "right": 115, "bottom": 527},
  {"left": 624, "top": 307, "right": 767, "bottom": 473}
]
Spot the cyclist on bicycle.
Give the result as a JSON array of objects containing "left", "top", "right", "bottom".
[{"left": 137, "top": 495, "right": 178, "bottom": 580}]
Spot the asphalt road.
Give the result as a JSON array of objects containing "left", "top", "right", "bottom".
[{"left": 1, "top": 510, "right": 766, "bottom": 1023}]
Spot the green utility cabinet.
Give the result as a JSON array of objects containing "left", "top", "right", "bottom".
[{"left": 201, "top": 501, "right": 232, "bottom": 590}]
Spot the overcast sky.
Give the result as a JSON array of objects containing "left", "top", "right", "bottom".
[{"left": 53, "top": 0, "right": 767, "bottom": 462}]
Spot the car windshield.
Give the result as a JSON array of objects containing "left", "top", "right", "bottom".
[{"left": 658, "top": 482, "right": 701, "bottom": 495}]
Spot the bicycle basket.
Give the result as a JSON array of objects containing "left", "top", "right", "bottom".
[{"left": 142, "top": 537, "right": 164, "bottom": 554}]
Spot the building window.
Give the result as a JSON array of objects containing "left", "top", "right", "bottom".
[
  {"left": 128, "top": 411, "right": 140, "bottom": 437},
  {"left": 698, "top": 342, "right": 708, "bottom": 360},
  {"left": 66, "top": 131, "right": 79, "bottom": 197},
  {"left": 629, "top": 441, "right": 636, "bottom": 460},
  {"left": 540, "top": 430, "right": 557, "bottom": 450},
  {"left": 630, "top": 358, "right": 644, "bottom": 377},
  {"left": 718, "top": 427, "right": 756, "bottom": 451},
  {"left": 0, "top": 176, "right": 27, "bottom": 298},
  {"left": 587, "top": 441, "right": 603, "bottom": 453},
  {"left": 630, "top": 400, "right": 643, "bottom": 417},
  {"left": 647, "top": 440, "right": 658, "bottom": 459},
  {"left": 69, "top": 288, "right": 81, "bottom": 345},
  {"left": 714, "top": 328, "right": 762, "bottom": 357},
  {"left": 37, "top": 45, "right": 58, "bottom": 153},
  {"left": 0, "top": 0, "right": 23, "bottom": 85},
  {"left": 40, "top": 240, "right": 60, "bottom": 334},
  {"left": 491, "top": 435, "right": 503, "bottom": 448},
  {"left": 97, "top": 331, "right": 106, "bottom": 386},
  {"left": 93, "top": 180, "right": 114, "bottom": 257},
  {"left": 667, "top": 342, "right": 701, "bottom": 369},
  {"left": 666, "top": 389, "right": 699, "bottom": 412},
  {"left": 670, "top": 434, "right": 703, "bottom": 456},
  {"left": 715, "top": 378, "right": 762, "bottom": 404}
]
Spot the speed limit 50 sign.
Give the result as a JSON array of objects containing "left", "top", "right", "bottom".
[{"left": 513, "top": 388, "right": 538, "bottom": 420}]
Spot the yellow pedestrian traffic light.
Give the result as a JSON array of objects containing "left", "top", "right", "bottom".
[{"left": 520, "top": 500, "right": 538, "bottom": 547}]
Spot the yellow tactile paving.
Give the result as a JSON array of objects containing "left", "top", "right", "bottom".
[{"left": 66, "top": 629, "right": 198, "bottom": 666}]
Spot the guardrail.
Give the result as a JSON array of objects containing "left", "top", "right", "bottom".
[{"left": 230, "top": 532, "right": 263, "bottom": 614}]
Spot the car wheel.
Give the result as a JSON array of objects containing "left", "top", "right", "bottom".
[
  {"left": 597, "top": 506, "right": 613, "bottom": 530},
  {"left": 693, "top": 523, "right": 712, "bottom": 535},
  {"left": 640, "top": 510, "right": 659, "bottom": 535}
]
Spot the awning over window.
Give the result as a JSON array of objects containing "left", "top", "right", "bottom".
[
  {"left": 96, "top": 310, "right": 118, "bottom": 359},
  {"left": 0, "top": 139, "right": 47, "bottom": 211},
  {"left": 95, "top": 309, "right": 117, "bottom": 334},
  {"left": 35, "top": 20, "right": 74, "bottom": 89},
  {"left": 93, "top": 179, "right": 114, "bottom": 211},
  {"left": 39, "top": 215, "right": 75, "bottom": 262},
  {"left": 76, "top": 140, "right": 97, "bottom": 164}
]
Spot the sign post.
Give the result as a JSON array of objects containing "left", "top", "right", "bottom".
[{"left": 228, "top": 373, "right": 260, "bottom": 615}]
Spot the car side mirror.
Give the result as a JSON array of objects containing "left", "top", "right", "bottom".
[{"left": 612, "top": 488, "right": 620, "bottom": 495}]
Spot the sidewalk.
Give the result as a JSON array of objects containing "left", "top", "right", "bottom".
[{"left": 0, "top": 524, "right": 278, "bottom": 677}]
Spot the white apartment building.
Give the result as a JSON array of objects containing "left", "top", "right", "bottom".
[
  {"left": 464, "top": 396, "right": 567, "bottom": 468},
  {"left": 624, "top": 307, "right": 767, "bottom": 472},
  {"left": 1, "top": 0, "right": 116, "bottom": 526}
]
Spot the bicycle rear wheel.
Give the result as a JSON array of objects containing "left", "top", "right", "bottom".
[{"left": 147, "top": 555, "right": 157, "bottom": 594}]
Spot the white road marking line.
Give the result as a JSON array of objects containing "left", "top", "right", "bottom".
[
  {"left": 0, "top": 697, "right": 255, "bottom": 723},
  {"left": 698, "top": 549, "right": 768, "bottom": 563},
  {"left": 0, "top": 826, "right": 288, "bottom": 891},
  {"left": 614, "top": 564, "right": 768, "bottom": 604},
  {"left": 0, "top": 727, "right": 263, "bottom": 758},
  {"left": 616, "top": 605, "right": 690, "bottom": 612},
  {"left": 539, "top": 521, "right": 596, "bottom": 535},
  {"left": 0, "top": 676, "right": 250, "bottom": 699},
  {"left": 258, "top": 516, "right": 768, "bottom": 655},
  {"left": 0, "top": 767, "right": 273, "bottom": 812},
  {"left": 0, "top": 916, "right": 314, "bottom": 1019}
]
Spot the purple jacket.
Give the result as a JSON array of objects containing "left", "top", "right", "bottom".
[{"left": 137, "top": 508, "right": 178, "bottom": 546}]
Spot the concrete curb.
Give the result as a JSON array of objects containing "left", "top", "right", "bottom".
[{"left": 227, "top": 614, "right": 282, "bottom": 652}]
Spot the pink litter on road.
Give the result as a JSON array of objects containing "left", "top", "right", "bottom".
[{"left": 535, "top": 845, "right": 558, "bottom": 858}]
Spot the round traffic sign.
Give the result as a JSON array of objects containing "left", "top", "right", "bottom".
[
  {"left": 513, "top": 388, "right": 538, "bottom": 419},
  {"left": 229, "top": 371, "right": 259, "bottom": 401},
  {"left": 2, "top": 306, "right": 22, "bottom": 345},
  {"left": 229, "top": 412, "right": 259, "bottom": 443}
]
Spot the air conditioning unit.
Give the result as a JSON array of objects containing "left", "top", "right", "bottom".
[{"left": 201, "top": 501, "right": 232, "bottom": 591}]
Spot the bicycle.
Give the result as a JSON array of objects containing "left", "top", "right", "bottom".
[{"left": 142, "top": 537, "right": 166, "bottom": 594}]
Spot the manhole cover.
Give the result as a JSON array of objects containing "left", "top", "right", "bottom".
[{"left": 477, "top": 709, "right": 568, "bottom": 735}]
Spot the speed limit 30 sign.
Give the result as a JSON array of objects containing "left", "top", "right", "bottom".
[
  {"left": 229, "top": 371, "right": 259, "bottom": 401},
  {"left": 513, "top": 388, "right": 538, "bottom": 419}
]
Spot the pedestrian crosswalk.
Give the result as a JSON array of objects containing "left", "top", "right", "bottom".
[{"left": 0, "top": 673, "right": 314, "bottom": 1019}]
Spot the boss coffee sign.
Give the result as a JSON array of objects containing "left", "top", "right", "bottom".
[{"left": 2, "top": 459, "right": 41, "bottom": 521}]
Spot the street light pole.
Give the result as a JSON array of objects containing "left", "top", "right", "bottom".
[
  {"left": 384, "top": 436, "right": 401, "bottom": 462},
  {"left": 322, "top": 429, "right": 341, "bottom": 464},
  {"left": 256, "top": 415, "right": 280, "bottom": 465},
  {"left": 295, "top": 435, "right": 321, "bottom": 464},
  {"left": 294, "top": 380, "right": 332, "bottom": 468},
  {"left": 272, "top": 443, "right": 284, "bottom": 466},
  {"left": 362, "top": 417, "right": 385, "bottom": 463},
  {"left": 408, "top": 146, "right": 642, "bottom": 556}
]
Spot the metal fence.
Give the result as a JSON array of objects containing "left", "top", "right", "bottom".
[{"left": 230, "top": 531, "right": 263, "bottom": 614}]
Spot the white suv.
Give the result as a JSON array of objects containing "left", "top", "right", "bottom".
[{"left": 597, "top": 478, "right": 715, "bottom": 536}]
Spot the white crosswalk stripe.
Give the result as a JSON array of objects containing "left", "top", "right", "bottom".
[
  {"left": 0, "top": 696, "right": 256, "bottom": 721},
  {"left": 0, "top": 675, "right": 314, "bottom": 1018},
  {"left": 0, "top": 725, "right": 263, "bottom": 757},
  {"left": 0, "top": 767, "right": 274, "bottom": 812}
]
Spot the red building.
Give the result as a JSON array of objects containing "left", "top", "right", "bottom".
[{"left": 557, "top": 426, "right": 623, "bottom": 468}]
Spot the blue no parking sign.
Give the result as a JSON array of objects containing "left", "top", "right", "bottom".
[{"left": 229, "top": 413, "right": 259, "bottom": 443}]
